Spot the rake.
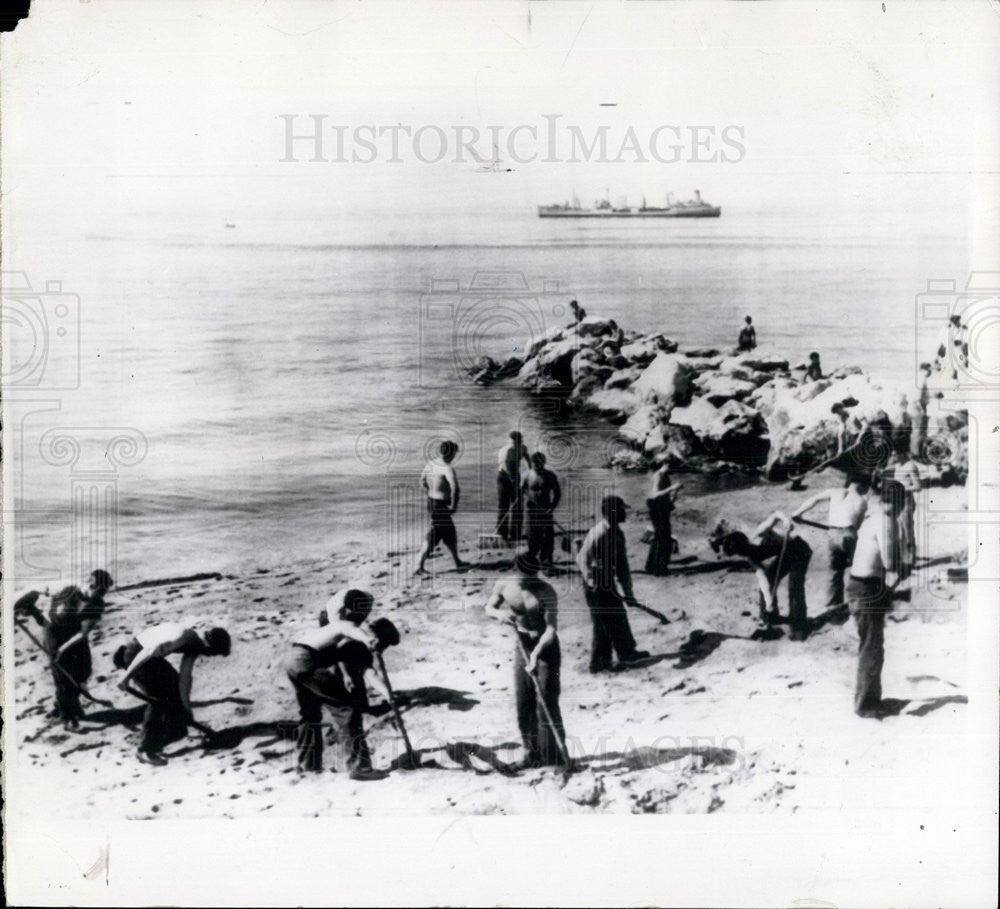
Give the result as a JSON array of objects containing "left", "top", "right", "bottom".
[{"left": 479, "top": 502, "right": 516, "bottom": 549}]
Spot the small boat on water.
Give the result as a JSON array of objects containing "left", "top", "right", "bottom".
[{"left": 538, "top": 189, "right": 721, "bottom": 218}]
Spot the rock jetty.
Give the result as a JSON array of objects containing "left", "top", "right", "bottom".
[{"left": 471, "top": 317, "right": 967, "bottom": 480}]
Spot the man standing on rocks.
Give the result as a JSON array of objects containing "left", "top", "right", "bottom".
[
  {"left": 496, "top": 431, "right": 531, "bottom": 544},
  {"left": 577, "top": 495, "right": 650, "bottom": 672},
  {"left": 416, "top": 439, "right": 469, "bottom": 575},
  {"left": 847, "top": 480, "right": 903, "bottom": 718},
  {"left": 791, "top": 474, "right": 870, "bottom": 608},
  {"left": 484, "top": 554, "right": 566, "bottom": 769},
  {"left": 284, "top": 590, "right": 401, "bottom": 777},
  {"left": 522, "top": 451, "right": 561, "bottom": 569},
  {"left": 737, "top": 315, "right": 757, "bottom": 351},
  {"left": 115, "top": 622, "right": 232, "bottom": 765}
]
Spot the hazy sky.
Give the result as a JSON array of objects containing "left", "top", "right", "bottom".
[{"left": 2, "top": 0, "right": 998, "bottom": 228}]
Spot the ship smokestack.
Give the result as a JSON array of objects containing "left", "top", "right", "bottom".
[{"left": 694, "top": 189, "right": 702, "bottom": 202}]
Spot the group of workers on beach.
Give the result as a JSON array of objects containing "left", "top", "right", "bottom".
[{"left": 13, "top": 310, "right": 925, "bottom": 779}]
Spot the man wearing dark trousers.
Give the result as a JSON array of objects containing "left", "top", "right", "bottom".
[
  {"left": 115, "top": 622, "right": 232, "bottom": 765},
  {"left": 792, "top": 475, "right": 869, "bottom": 608},
  {"left": 14, "top": 569, "right": 114, "bottom": 729},
  {"left": 285, "top": 591, "right": 400, "bottom": 777},
  {"left": 522, "top": 452, "right": 561, "bottom": 569},
  {"left": 847, "top": 480, "right": 903, "bottom": 718},
  {"left": 484, "top": 554, "right": 566, "bottom": 769},
  {"left": 496, "top": 431, "right": 531, "bottom": 543},
  {"left": 577, "top": 495, "right": 650, "bottom": 672}
]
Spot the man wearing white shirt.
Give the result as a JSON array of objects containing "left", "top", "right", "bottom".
[
  {"left": 792, "top": 475, "right": 870, "bottom": 607},
  {"left": 114, "top": 621, "right": 231, "bottom": 764},
  {"left": 846, "top": 481, "right": 903, "bottom": 718}
]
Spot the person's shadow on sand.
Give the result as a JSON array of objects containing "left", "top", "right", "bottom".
[{"left": 615, "top": 630, "right": 751, "bottom": 672}]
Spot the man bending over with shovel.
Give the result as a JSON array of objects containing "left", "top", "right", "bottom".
[
  {"left": 114, "top": 622, "right": 232, "bottom": 765},
  {"left": 285, "top": 588, "right": 401, "bottom": 779},
  {"left": 14, "top": 569, "right": 115, "bottom": 730},
  {"left": 709, "top": 512, "right": 812, "bottom": 641},
  {"left": 484, "top": 554, "right": 569, "bottom": 770}
]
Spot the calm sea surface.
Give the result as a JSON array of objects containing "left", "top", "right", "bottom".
[{"left": 7, "top": 205, "right": 965, "bottom": 582}]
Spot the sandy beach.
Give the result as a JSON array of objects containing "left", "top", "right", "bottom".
[{"left": 9, "top": 476, "right": 969, "bottom": 819}]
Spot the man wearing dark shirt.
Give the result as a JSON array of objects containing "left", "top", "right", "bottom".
[
  {"left": 14, "top": 568, "right": 114, "bottom": 729},
  {"left": 577, "top": 496, "right": 650, "bottom": 672}
]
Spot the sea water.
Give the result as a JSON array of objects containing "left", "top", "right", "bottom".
[{"left": 5, "top": 204, "right": 965, "bottom": 583}]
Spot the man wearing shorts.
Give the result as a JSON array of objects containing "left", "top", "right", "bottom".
[{"left": 416, "top": 440, "right": 469, "bottom": 574}]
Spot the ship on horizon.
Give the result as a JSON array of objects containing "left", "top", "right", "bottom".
[{"left": 537, "top": 189, "right": 721, "bottom": 218}]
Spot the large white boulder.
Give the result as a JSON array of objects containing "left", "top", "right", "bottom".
[
  {"left": 633, "top": 353, "right": 693, "bottom": 407},
  {"left": 585, "top": 387, "right": 642, "bottom": 421},
  {"left": 620, "top": 334, "right": 678, "bottom": 367},
  {"left": 693, "top": 373, "right": 758, "bottom": 407}
]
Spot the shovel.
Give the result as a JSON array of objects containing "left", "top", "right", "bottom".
[
  {"left": 120, "top": 683, "right": 216, "bottom": 742},
  {"left": 511, "top": 626, "right": 573, "bottom": 780},
  {"left": 375, "top": 651, "right": 430, "bottom": 770}
]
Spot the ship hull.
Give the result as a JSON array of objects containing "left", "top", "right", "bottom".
[{"left": 538, "top": 206, "right": 721, "bottom": 218}]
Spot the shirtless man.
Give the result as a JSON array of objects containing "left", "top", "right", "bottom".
[
  {"left": 496, "top": 431, "right": 531, "bottom": 543},
  {"left": 805, "top": 351, "right": 824, "bottom": 382},
  {"left": 115, "top": 622, "right": 232, "bottom": 765},
  {"left": 285, "top": 589, "right": 400, "bottom": 776},
  {"left": 522, "top": 452, "right": 561, "bottom": 568},
  {"left": 792, "top": 474, "right": 870, "bottom": 607},
  {"left": 847, "top": 481, "right": 903, "bottom": 717},
  {"left": 737, "top": 315, "right": 757, "bottom": 352},
  {"left": 484, "top": 554, "right": 566, "bottom": 769},
  {"left": 416, "top": 440, "right": 469, "bottom": 574}
]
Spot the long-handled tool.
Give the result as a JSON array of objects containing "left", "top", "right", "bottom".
[
  {"left": 15, "top": 620, "right": 114, "bottom": 708},
  {"left": 479, "top": 501, "right": 516, "bottom": 549},
  {"left": 623, "top": 597, "right": 671, "bottom": 625},
  {"left": 375, "top": 651, "right": 424, "bottom": 770},
  {"left": 119, "top": 684, "right": 215, "bottom": 738},
  {"left": 763, "top": 525, "right": 792, "bottom": 620},
  {"left": 792, "top": 516, "right": 835, "bottom": 532},
  {"left": 511, "top": 628, "right": 573, "bottom": 778}
]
